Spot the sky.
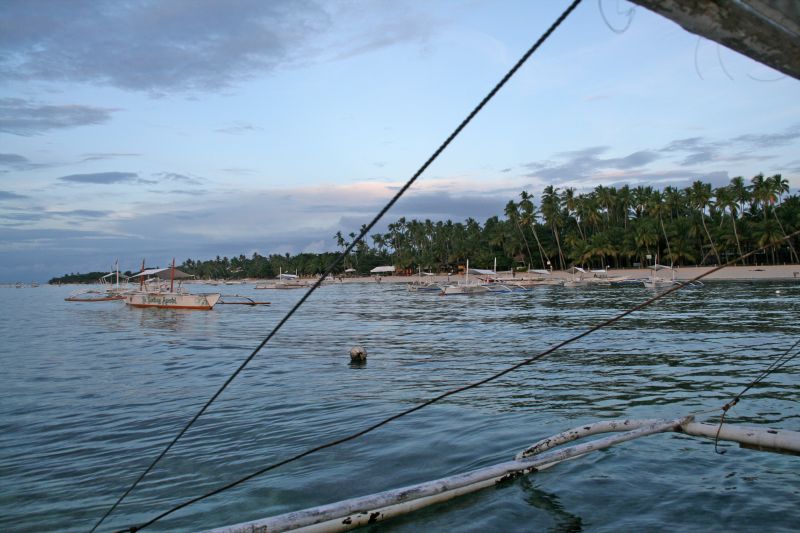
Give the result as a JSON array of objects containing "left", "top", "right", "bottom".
[{"left": 1, "top": 0, "right": 799, "bottom": 282}]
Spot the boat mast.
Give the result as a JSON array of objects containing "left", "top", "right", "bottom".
[
  {"left": 139, "top": 259, "right": 145, "bottom": 291},
  {"left": 170, "top": 258, "right": 175, "bottom": 292}
]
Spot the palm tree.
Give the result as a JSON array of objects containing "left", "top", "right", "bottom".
[
  {"left": 687, "top": 180, "right": 722, "bottom": 264},
  {"left": 767, "top": 174, "right": 799, "bottom": 262},
  {"left": 541, "top": 185, "right": 566, "bottom": 269},
  {"left": 562, "top": 187, "right": 584, "bottom": 240},
  {"left": 504, "top": 199, "right": 535, "bottom": 268},
  {"left": 648, "top": 189, "right": 673, "bottom": 265},
  {"left": 519, "top": 191, "right": 549, "bottom": 269},
  {"left": 715, "top": 185, "right": 744, "bottom": 262},
  {"left": 730, "top": 176, "right": 750, "bottom": 215}
]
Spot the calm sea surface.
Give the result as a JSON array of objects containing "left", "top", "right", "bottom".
[{"left": 1, "top": 281, "right": 798, "bottom": 532}]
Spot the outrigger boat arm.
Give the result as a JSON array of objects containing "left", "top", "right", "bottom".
[{"left": 205, "top": 416, "right": 800, "bottom": 533}]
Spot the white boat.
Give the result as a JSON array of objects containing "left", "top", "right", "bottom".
[
  {"left": 407, "top": 267, "right": 442, "bottom": 292},
  {"left": 65, "top": 262, "right": 132, "bottom": 302},
  {"left": 642, "top": 264, "right": 703, "bottom": 289},
  {"left": 440, "top": 260, "right": 490, "bottom": 296},
  {"left": 509, "top": 269, "right": 564, "bottom": 287},
  {"left": 124, "top": 260, "right": 221, "bottom": 310},
  {"left": 255, "top": 268, "right": 312, "bottom": 289}
]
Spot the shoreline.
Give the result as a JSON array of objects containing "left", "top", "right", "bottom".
[
  {"left": 272, "top": 264, "right": 800, "bottom": 284},
  {"left": 41, "top": 264, "right": 800, "bottom": 287}
]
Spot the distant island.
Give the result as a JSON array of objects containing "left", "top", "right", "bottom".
[{"left": 49, "top": 175, "right": 798, "bottom": 283}]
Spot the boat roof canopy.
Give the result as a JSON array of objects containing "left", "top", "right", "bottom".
[
  {"left": 468, "top": 268, "right": 496, "bottom": 276},
  {"left": 529, "top": 269, "right": 551, "bottom": 275},
  {"left": 649, "top": 264, "right": 673, "bottom": 271},
  {"left": 130, "top": 267, "right": 194, "bottom": 280},
  {"left": 567, "top": 266, "right": 586, "bottom": 274},
  {"left": 278, "top": 273, "right": 298, "bottom": 279},
  {"left": 370, "top": 265, "right": 395, "bottom": 273}
]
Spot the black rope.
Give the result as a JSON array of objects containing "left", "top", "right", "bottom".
[
  {"left": 714, "top": 336, "right": 800, "bottom": 454},
  {"left": 92, "top": 1, "right": 585, "bottom": 531},
  {"left": 119, "top": 231, "right": 800, "bottom": 531}
]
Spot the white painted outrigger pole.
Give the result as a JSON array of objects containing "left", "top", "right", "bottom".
[{"left": 205, "top": 417, "right": 800, "bottom": 533}]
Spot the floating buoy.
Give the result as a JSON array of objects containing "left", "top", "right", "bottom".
[
  {"left": 776, "top": 290, "right": 782, "bottom": 294},
  {"left": 350, "top": 346, "right": 367, "bottom": 362}
]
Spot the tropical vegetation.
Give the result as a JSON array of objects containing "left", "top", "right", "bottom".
[{"left": 50, "top": 174, "right": 799, "bottom": 282}]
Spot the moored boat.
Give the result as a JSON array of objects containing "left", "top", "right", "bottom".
[{"left": 124, "top": 260, "right": 221, "bottom": 310}]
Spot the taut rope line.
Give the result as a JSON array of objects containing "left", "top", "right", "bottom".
[
  {"left": 119, "top": 229, "right": 800, "bottom": 532},
  {"left": 92, "top": 1, "right": 585, "bottom": 531}
]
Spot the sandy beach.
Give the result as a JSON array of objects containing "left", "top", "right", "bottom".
[{"left": 327, "top": 264, "right": 800, "bottom": 284}]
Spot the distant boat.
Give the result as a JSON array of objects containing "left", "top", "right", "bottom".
[
  {"left": 440, "top": 260, "right": 489, "bottom": 296},
  {"left": 65, "top": 262, "right": 131, "bottom": 302},
  {"left": 407, "top": 267, "right": 442, "bottom": 292},
  {"left": 255, "top": 268, "right": 312, "bottom": 289},
  {"left": 510, "top": 269, "right": 564, "bottom": 287},
  {"left": 610, "top": 278, "right": 646, "bottom": 288},
  {"left": 124, "top": 259, "right": 221, "bottom": 310},
  {"left": 644, "top": 264, "right": 703, "bottom": 289}
]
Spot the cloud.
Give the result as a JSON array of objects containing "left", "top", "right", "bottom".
[
  {"left": 0, "top": 152, "right": 50, "bottom": 172},
  {"left": 79, "top": 153, "right": 140, "bottom": 162},
  {"left": 0, "top": 153, "right": 30, "bottom": 167},
  {"left": 0, "top": 190, "right": 29, "bottom": 200},
  {"left": 733, "top": 125, "right": 800, "bottom": 147},
  {"left": 154, "top": 172, "right": 205, "bottom": 185},
  {"left": 659, "top": 126, "right": 800, "bottom": 167},
  {"left": 55, "top": 209, "right": 113, "bottom": 218},
  {"left": 0, "top": 0, "right": 435, "bottom": 94},
  {"left": 0, "top": 98, "right": 116, "bottom": 136},
  {"left": 58, "top": 172, "right": 139, "bottom": 184},
  {"left": 214, "top": 122, "right": 263, "bottom": 135},
  {"left": 523, "top": 146, "right": 662, "bottom": 183}
]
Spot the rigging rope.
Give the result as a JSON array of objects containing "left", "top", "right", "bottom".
[
  {"left": 714, "top": 337, "right": 800, "bottom": 453},
  {"left": 118, "top": 228, "right": 800, "bottom": 532},
  {"left": 92, "top": 1, "right": 585, "bottom": 531}
]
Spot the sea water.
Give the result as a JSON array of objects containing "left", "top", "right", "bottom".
[{"left": 0, "top": 281, "right": 798, "bottom": 532}]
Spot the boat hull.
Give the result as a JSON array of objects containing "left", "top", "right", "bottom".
[{"left": 124, "top": 292, "right": 221, "bottom": 310}]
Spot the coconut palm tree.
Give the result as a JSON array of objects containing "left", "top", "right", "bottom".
[
  {"left": 687, "top": 180, "right": 722, "bottom": 264},
  {"left": 767, "top": 174, "right": 799, "bottom": 262},
  {"left": 520, "top": 191, "right": 550, "bottom": 270},
  {"left": 729, "top": 176, "right": 750, "bottom": 216},
  {"left": 714, "top": 185, "right": 744, "bottom": 262},
  {"left": 541, "top": 185, "right": 566, "bottom": 269},
  {"left": 648, "top": 189, "right": 673, "bottom": 265}
]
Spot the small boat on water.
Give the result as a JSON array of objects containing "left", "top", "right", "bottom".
[
  {"left": 255, "top": 268, "right": 312, "bottom": 289},
  {"left": 644, "top": 264, "right": 704, "bottom": 289},
  {"left": 509, "top": 269, "right": 565, "bottom": 287},
  {"left": 65, "top": 263, "right": 132, "bottom": 302},
  {"left": 610, "top": 278, "right": 646, "bottom": 288},
  {"left": 440, "top": 261, "right": 490, "bottom": 296},
  {"left": 125, "top": 260, "right": 221, "bottom": 310},
  {"left": 407, "top": 267, "right": 443, "bottom": 292}
]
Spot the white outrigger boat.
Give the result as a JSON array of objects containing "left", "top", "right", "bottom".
[
  {"left": 255, "top": 268, "right": 312, "bottom": 290},
  {"left": 440, "top": 260, "right": 490, "bottom": 296},
  {"left": 406, "top": 267, "right": 443, "bottom": 292},
  {"left": 64, "top": 263, "right": 132, "bottom": 302},
  {"left": 644, "top": 263, "right": 704, "bottom": 289},
  {"left": 125, "top": 260, "right": 221, "bottom": 310},
  {"left": 208, "top": 415, "right": 800, "bottom": 533}
]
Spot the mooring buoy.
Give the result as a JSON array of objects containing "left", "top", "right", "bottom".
[{"left": 350, "top": 346, "right": 367, "bottom": 362}]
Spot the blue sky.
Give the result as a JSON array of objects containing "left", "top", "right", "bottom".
[{"left": 1, "top": 0, "right": 799, "bottom": 281}]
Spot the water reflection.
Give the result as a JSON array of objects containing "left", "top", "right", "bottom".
[
  {"left": 519, "top": 477, "right": 583, "bottom": 533},
  {"left": 1, "top": 281, "right": 798, "bottom": 531}
]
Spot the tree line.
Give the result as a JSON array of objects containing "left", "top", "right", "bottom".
[
  {"left": 51, "top": 174, "right": 798, "bottom": 283},
  {"left": 332, "top": 173, "right": 798, "bottom": 273}
]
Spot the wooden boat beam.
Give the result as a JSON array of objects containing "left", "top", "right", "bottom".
[
  {"left": 204, "top": 417, "right": 800, "bottom": 533},
  {"left": 630, "top": 0, "right": 800, "bottom": 80}
]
